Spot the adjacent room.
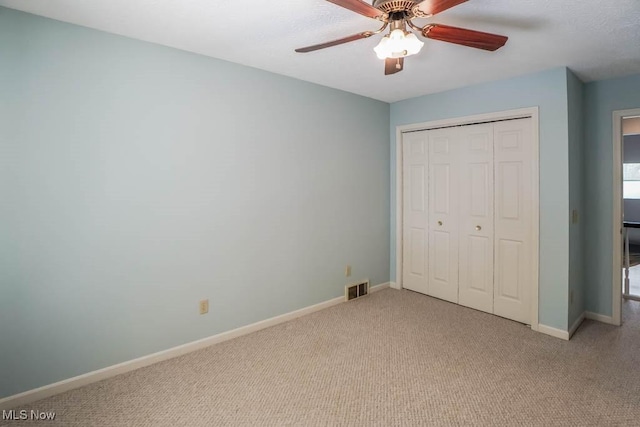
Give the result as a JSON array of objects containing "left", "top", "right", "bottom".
[
  {"left": 1, "top": 0, "right": 640, "bottom": 425},
  {"left": 623, "top": 117, "right": 640, "bottom": 298}
]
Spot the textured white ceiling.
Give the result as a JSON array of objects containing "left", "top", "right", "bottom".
[{"left": 1, "top": 0, "right": 639, "bottom": 102}]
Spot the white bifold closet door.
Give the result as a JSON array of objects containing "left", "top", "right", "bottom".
[
  {"left": 402, "top": 130, "right": 429, "bottom": 295},
  {"left": 458, "top": 123, "right": 494, "bottom": 313},
  {"left": 492, "top": 119, "right": 533, "bottom": 324},
  {"left": 428, "top": 128, "right": 459, "bottom": 303},
  {"left": 401, "top": 117, "right": 534, "bottom": 325}
]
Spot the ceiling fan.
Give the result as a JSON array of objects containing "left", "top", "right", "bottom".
[{"left": 295, "top": 0, "right": 508, "bottom": 75}]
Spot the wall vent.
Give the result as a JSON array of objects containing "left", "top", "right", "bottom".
[{"left": 345, "top": 280, "right": 370, "bottom": 301}]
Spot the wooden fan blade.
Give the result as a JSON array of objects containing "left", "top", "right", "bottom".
[
  {"left": 414, "top": 0, "right": 468, "bottom": 17},
  {"left": 423, "top": 24, "right": 508, "bottom": 51},
  {"left": 326, "top": 0, "right": 386, "bottom": 20},
  {"left": 385, "top": 57, "right": 404, "bottom": 75},
  {"left": 295, "top": 31, "right": 373, "bottom": 53}
]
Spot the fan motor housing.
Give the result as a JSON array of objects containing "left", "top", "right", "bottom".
[{"left": 372, "top": 0, "right": 419, "bottom": 14}]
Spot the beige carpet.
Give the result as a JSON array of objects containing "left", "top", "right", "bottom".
[{"left": 3, "top": 289, "right": 640, "bottom": 426}]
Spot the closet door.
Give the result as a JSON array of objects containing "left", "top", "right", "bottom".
[
  {"left": 493, "top": 118, "right": 533, "bottom": 324},
  {"left": 402, "top": 131, "right": 429, "bottom": 294},
  {"left": 428, "top": 128, "right": 459, "bottom": 303},
  {"left": 458, "top": 123, "right": 494, "bottom": 313}
]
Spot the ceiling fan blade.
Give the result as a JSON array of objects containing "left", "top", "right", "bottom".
[
  {"left": 413, "top": 0, "right": 468, "bottom": 17},
  {"left": 295, "top": 31, "right": 374, "bottom": 53},
  {"left": 423, "top": 24, "right": 508, "bottom": 51},
  {"left": 326, "top": 0, "right": 386, "bottom": 20},
  {"left": 385, "top": 57, "right": 404, "bottom": 75}
]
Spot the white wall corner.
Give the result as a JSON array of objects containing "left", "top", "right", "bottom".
[
  {"left": 584, "top": 311, "right": 617, "bottom": 325},
  {"left": 537, "top": 324, "right": 570, "bottom": 340},
  {"left": 569, "top": 312, "right": 586, "bottom": 339}
]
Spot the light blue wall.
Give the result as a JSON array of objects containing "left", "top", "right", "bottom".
[
  {"left": 567, "top": 69, "right": 585, "bottom": 327},
  {"left": 0, "top": 7, "right": 390, "bottom": 398},
  {"left": 584, "top": 74, "right": 640, "bottom": 315},
  {"left": 390, "top": 68, "right": 570, "bottom": 330}
]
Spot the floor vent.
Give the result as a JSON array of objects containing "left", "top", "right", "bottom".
[{"left": 345, "top": 280, "right": 369, "bottom": 301}]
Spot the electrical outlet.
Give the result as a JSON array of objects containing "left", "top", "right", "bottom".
[
  {"left": 199, "top": 299, "right": 209, "bottom": 315},
  {"left": 345, "top": 265, "right": 351, "bottom": 277}
]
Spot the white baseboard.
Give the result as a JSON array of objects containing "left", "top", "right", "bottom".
[
  {"left": 0, "top": 282, "right": 391, "bottom": 410},
  {"left": 539, "top": 314, "right": 586, "bottom": 340},
  {"left": 537, "top": 323, "right": 570, "bottom": 340},
  {"left": 585, "top": 311, "right": 617, "bottom": 325},
  {"left": 370, "top": 282, "right": 390, "bottom": 293},
  {"left": 390, "top": 281, "right": 401, "bottom": 290},
  {"left": 568, "top": 312, "right": 585, "bottom": 339}
]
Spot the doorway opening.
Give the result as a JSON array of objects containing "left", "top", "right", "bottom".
[{"left": 613, "top": 110, "right": 640, "bottom": 325}]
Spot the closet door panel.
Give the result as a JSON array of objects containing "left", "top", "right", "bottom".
[
  {"left": 493, "top": 118, "right": 533, "bottom": 324},
  {"left": 458, "top": 124, "right": 494, "bottom": 313},
  {"left": 402, "top": 131, "right": 429, "bottom": 294},
  {"left": 428, "top": 129, "right": 459, "bottom": 303}
]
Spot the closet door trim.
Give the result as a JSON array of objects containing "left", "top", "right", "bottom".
[{"left": 395, "top": 107, "right": 539, "bottom": 332}]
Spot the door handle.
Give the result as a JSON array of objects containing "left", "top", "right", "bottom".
[{"left": 476, "top": 225, "right": 482, "bottom": 231}]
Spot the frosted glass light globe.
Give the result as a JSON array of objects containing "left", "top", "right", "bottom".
[{"left": 373, "top": 30, "right": 424, "bottom": 59}]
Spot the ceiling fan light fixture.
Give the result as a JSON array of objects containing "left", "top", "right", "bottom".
[
  {"left": 295, "top": 0, "right": 508, "bottom": 75},
  {"left": 374, "top": 29, "right": 424, "bottom": 59}
]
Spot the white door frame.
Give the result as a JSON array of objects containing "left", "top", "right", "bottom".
[
  {"left": 395, "top": 107, "right": 540, "bottom": 331},
  {"left": 612, "top": 108, "right": 640, "bottom": 326}
]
